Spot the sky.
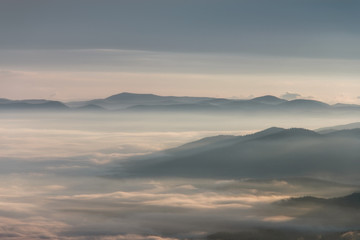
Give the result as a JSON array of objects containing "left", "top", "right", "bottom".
[{"left": 1, "top": 0, "right": 360, "bottom": 103}]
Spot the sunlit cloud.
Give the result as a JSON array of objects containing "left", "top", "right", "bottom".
[
  {"left": 0, "top": 216, "right": 69, "bottom": 239},
  {"left": 51, "top": 191, "right": 262, "bottom": 209},
  {"left": 262, "top": 215, "right": 294, "bottom": 222}
]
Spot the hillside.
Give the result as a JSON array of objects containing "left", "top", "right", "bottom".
[{"left": 121, "top": 127, "right": 360, "bottom": 179}]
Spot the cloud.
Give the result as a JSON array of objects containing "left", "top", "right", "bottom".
[
  {"left": 0, "top": 216, "right": 69, "bottom": 239},
  {"left": 0, "top": 171, "right": 359, "bottom": 239},
  {"left": 2, "top": 114, "right": 360, "bottom": 238},
  {"left": 262, "top": 215, "right": 294, "bottom": 222},
  {"left": 281, "top": 92, "right": 302, "bottom": 100}
]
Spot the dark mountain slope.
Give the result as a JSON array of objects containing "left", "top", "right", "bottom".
[
  {"left": 279, "top": 99, "right": 330, "bottom": 110},
  {"left": 317, "top": 122, "right": 360, "bottom": 134},
  {"left": 0, "top": 100, "right": 69, "bottom": 110},
  {"left": 280, "top": 192, "right": 360, "bottom": 209},
  {"left": 76, "top": 104, "right": 105, "bottom": 111},
  {"left": 121, "top": 128, "right": 360, "bottom": 179},
  {"left": 252, "top": 95, "right": 287, "bottom": 104}
]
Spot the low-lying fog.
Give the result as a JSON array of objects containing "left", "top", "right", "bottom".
[{"left": 1, "top": 111, "right": 360, "bottom": 239}]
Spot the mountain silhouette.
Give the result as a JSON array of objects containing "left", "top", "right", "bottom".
[
  {"left": 4, "top": 93, "right": 360, "bottom": 114},
  {"left": 120, "top": 127, "right": 360, "bottom": 179},
  {"left": 251, "top": 95, "right": 287, "bottom": 104},
  {"left": 106, "top": 92, "right": 212, "bottom": 104},
  {"left": 317, "top": 122, "right": 360, "bottom": 134},
  {"left": 278, "top": 99, "right": 329, "bottom": 110},
  {"left": 76, "top": 104, "right": 105, "bottom": 111},
  {"left": 106, "top": 92, "right": 163, "bottom": 101},
  {"left": 0, "top": 100, "right": 68, "bottom": 110},
  {"left": 279, "top": 192, "right": 360, "bottom": 209}
]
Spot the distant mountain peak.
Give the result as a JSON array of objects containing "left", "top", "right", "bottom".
[
  {"left": 252, "top": 95, "right": 283, "bottom": 100},
  {"left": 244, "top": 127, "right": 285, "bottom": 139},
  {"left": 280, "top": 127, "right": 320, "bottom": 135},
  {"left": 251, "top": 95, "right": 287, "bottom": 104},
  {"left": 281, "top": 99, "right": 329, "bottom": 108},
  {"left": 316, "top": 122, "right": 360, "bottom": 134},
  {"left": 0, "top": 100, "right": 69, "bottom": 110},
  {"left": 253, "top": 128, "right": 321, "bottom": 141},
  {"left": 106, "top": 92, "right": 161, "bottom": 101}
]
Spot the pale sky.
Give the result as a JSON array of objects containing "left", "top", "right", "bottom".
[{"left": 1, "top": 0, "right": 360, "bottom": 103}]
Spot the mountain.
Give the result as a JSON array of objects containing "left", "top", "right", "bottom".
[
  {"left": 106, "top": 92, "right": 212, "bottom": 103},
  {"left": 120, "top": 127, "right": 360, "bottom": 179},
  {"left": 198, "top": 98, "right": 235, "bottom": 106},
  {"left": 317, "top": 122, "right": 360, "bottom": 134},
  {"left": 251, "top": 95, "right": 287, "bottom": 105},
  {"left": 332, "top": 103, "right": 360, "bottom": 111},
  {"left": 325, "top": 128, "right": 360, "bottom": 138},
  {"left": 255, "top": 127, "right": 321, "bottom": 140},
  {"left": 67, "top": 92, "right": 214, "bottom": 110},
  {"left": 209, "top": 192, "right": 360, "bottom": 239},
  {"left": 242, "top": 127, "right": 285, "bottom": 140},
  {"left": 105, "top": 92, "right": 165, "bottom": 102},
  {"left": 166, "top": 135, "right": 240, "bottom": 156},
  {"left": 0, "top": 100, "right": 69, "bottom": 110},
  {"left": 0, "top": 98, "right": 11, "bottom": 104},
  {"left": 270, "top": 192, "right": 360, "bottom": 231},
  {"left": 4, "top": 92, "right": 360, "bottom": 113},
  {"left": 278, "top": 99, "right": 330, "bottom": 110},
  {"left": 65, "top": 92, "right": 336, "bottom": 112},
  {"left": 279, "top": 192, "right": 360, "bottom": 211},
  {"left": 122, "top": 95, "right": 337, "bottom": 113},
  {"left": 76, "top": 104, "right": 105, "bottom": 111}
]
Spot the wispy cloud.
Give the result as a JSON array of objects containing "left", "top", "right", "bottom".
[{"left": 281, "top": 92, "right": 302, "bottom": 100}]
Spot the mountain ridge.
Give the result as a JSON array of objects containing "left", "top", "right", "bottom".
[
  {"left": 279, "top": 192, "right": 360, "bottom": 209},
  {"left": 0, "top": 100, "right": 68, "bottom": 110},
  {"left": 120, "top": 127, "right": 360, "bottom": 179},
  {"left": 2, "top": 92, "right": 360, "bottom": 113}
]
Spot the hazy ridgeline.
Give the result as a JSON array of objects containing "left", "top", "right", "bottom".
[{"left": 1, "top": 95, "right": 360, "bottom": 239}]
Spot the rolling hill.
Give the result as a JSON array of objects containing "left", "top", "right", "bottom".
[
  {"left": 120, "top": 127, "right": 360, "bottom": 179},
  {"left": 2, "top": 92, "right": 360, "bottom": 114}
]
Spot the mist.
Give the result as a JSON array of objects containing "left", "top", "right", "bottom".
[{"left": 1, "top": 109, "right": 360, "bottom": 239}]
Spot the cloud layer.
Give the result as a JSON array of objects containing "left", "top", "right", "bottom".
[{"left": 1, "top": 112, "right": 360, "bottom": 239}]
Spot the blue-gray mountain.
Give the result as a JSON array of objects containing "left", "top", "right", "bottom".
[
  {"left": 3, "top": 92, "right": 360, "bottom": 113},
  {"left": 118, "top": 127, "right": 360, "bottom": 180},
  {"left": 0, "top": 99, "right": 68, "bottom": 110},
  {"left": 317, "top": 122, "right": 360, "bottom": 134}
]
